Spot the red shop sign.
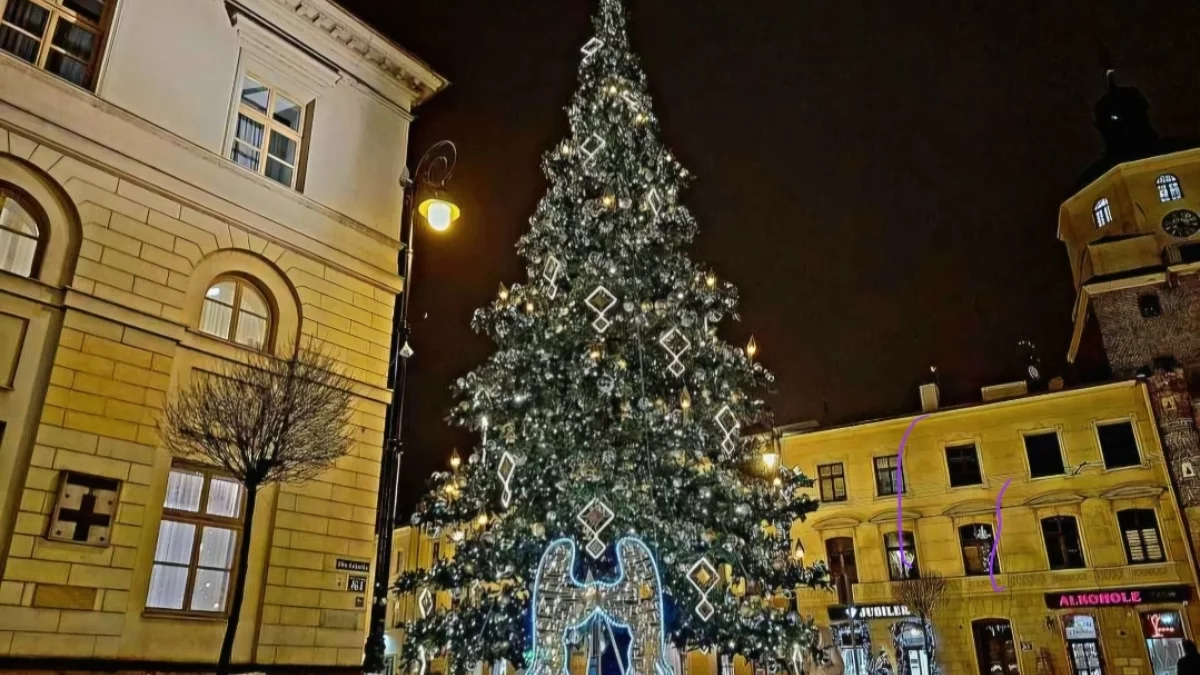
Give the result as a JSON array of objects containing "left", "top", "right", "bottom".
[
  {"left": 1044, "top": 585, "right": 1190, "bottom": 609},
  {"left": 1141, "top": 611, "right": 1185, "bottom": 640}
]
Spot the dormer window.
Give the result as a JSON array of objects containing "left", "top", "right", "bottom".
[
  {"left": 0, "top": 0, "right": 112, "bottom": 89},
  {"left": 1093, "top": 198, "right": 1113, "bottom": 227},
  {"left": 230, "top": 75, "right": 306, "bottom": 189},
  {"left": 1157, "top": 174, "right": 1184, "bottom": 203}
]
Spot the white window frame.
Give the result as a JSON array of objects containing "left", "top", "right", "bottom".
[
  {"left": 0, "top": 0, "right": 116, "bottom": 90},
  {"left": 1156, "top": 174, "right": 1184, "bottom": 203},
  {"left": 1093, "top": 198, "right": 1113, "bottom": 227},
  {"left": 1092, "top": 417, "right": 1143, "bottom": 471}
]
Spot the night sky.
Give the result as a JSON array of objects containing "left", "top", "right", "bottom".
[{"left": 339, "top": 0, "right": 1200, "bottom": 513}]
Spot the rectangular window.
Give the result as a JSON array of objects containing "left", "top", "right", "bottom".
[
  {"left": 0, "top": 0, "right": 112, "bottom": 89},
  {"left": 874, "top": 455, "right": 901, "bottom": 496},
  {"left": 1042, "top": 516, "right": 1086, "bottom": 570},
  {"left": 1097, "top": 421, "right": 1141, "bottom": 469},
  {"left": 946, "top": 443, "right": 983, "bottom": 487},
  {"left": 1025, "top": 431, "right": 1065, "bottom": 478},
  {"left": 145, "top": 465, "right": 244, "bottom": 614},
  {"left": 230, "top": 74, "right": 306, "bottom": 189},
  {"left": 1118, "top": 509, "right": 1165, "bottom": 565},
  {"left": 818, "top": 463, "right": 846, "bottom": 502},
  {"left": 885, "top": 530, "right": 919, "bottom": 580},
  {"left": 960, "top": 523, "right": 999, "bottom": 576}
]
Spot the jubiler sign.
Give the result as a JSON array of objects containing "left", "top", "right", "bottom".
[
  {"left": 828, "top": 604, "right": 914, "bottom": 621},
  {"left": 1044, "top": 585, "right": 1190, "bottom": 609}
]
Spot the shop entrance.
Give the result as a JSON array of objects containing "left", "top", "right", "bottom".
[
  {"left": 1062, "top": 615, "right": 1102, "bottom": 675},
  {"left": 972, "top": 619, "right": 1019, "bottom": 675},
  {"left": 1141, "top": 610, "right": 1186, "bottom": 675},
  {"left": 892, "top": 618, "right": 932, "bottom": 675},
  {"left": 832, "top": 622, "right": 872, "bottom": 675}
]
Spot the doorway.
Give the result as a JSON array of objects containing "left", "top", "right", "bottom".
[{"left": 972, "top": 618, "right": 1019, "bottom": 674}]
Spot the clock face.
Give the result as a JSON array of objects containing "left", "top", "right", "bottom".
[
  {"left": 1027, "top": 365, "right": 1040, "bottom": 381},
  {"left": 1162, "top": 209, "right": 1200, "bottom": 238}
]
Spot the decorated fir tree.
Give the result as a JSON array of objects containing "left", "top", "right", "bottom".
[{"left": 397, "top": 0, "right": 829, "bottom": 672}]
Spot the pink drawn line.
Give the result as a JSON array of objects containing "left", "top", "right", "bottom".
[
  {"left": 896, "top": 414, "right": 930, "bottom": 570},
  {"left": 989, "top": 478, "right": 1013, "bottom": 592}
]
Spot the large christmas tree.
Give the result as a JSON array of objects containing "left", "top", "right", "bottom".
[{"left": 397, "top": 0, "right": 828, "bottom": 671}]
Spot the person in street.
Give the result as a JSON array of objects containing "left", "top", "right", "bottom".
[{"left": 1178, "top": 639, "right": 1200, "bottom": 675}]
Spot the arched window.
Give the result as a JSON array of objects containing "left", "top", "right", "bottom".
[
  {"left": 1093, "top": 198, "right": 1113, "bottom": 227},
  {"left": 1157, "top": 174, "right": 1184, "bottom": 202},
  {"left": 0, "top": 187, "right": 43, "bottom": 277},
  {"left": 199, "top": 277, "right": 271, "bottom": 350}
]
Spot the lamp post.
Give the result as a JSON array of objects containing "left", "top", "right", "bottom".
[{"left": 364, "top": 140, "right": 460, "bottom": 672}]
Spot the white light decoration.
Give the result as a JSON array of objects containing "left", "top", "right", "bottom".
[
  {"left": 686, "top": 556, "right": 718, "bottom": 621},
  {"left": 658, "top": 328, "right": 691, "bottom": 377},
  {"left": 543, "top": 256, "right": 563, "bottom": 299},
  {"left": 580, "top": 134, "right": 607, "bottom": 166},
  {"left": 581, "top": 37, "right": 605, "bottom": 57},
  {"left": 576, "top": 497, "right": 615, "bottom": 559},
  {"left": 715, "top": 406, "right": 739, "bottom": 457},
  {"left": 527, "top": 537, "right": 673, "bottom": 675},
  {"left": 497, "top": 452, "right": 517, "bottom": 508},
  {"left": 418, "top": 588, "right": 434, "bottom": 618},
  {"left": 646, "top": 188, "right": 664, "bottom": 217},
  {"left": 585, "top": 286, "right": 618, "bottom": 333},
  {"left": 622, "top": 91, "right": 639, "bottom": 110}
]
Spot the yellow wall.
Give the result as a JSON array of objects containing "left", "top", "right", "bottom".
[
  {"left": 0, "top": 128, "right": 394, "bottom": 666},
  {"left": 782, "top": 380, "right": 1200, "bottom": 675}
]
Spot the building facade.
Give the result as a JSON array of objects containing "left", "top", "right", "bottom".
[
  {"left": 0, "top": 0, "right": 444, "bottom": 669},
  {"left": 782, "top": 380, "right": 1200, "bottom": 675}
]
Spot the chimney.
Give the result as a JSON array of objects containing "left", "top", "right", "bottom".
[
  {"left": 919, "top": 383, "right": 940, "bottom": 412},
  {"left": 981, "top": 381, "right": 1029, "bottom": 402}
]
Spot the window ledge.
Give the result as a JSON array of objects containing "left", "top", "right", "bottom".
[{"left": 142, "top": 609, "right": 229, "bottom": 622}]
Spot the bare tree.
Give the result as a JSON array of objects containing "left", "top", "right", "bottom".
[
  {"left": 161, "top": 345, "right": 356, "bottom": 675},
  {"left": 892, "top": 572, "right": 948, "bottom": 674}
]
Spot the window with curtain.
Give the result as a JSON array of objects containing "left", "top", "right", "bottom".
[
  {"left": 1041, "top": 516, "right": 1086, "bottom": 570},
  {"left": 145, "top": 465, "right": 244, "bottom": 614},
  {"left": 959, "top": 523, "right": 999, "bottom": 576},
  {"left": 1157, "top": 174, "right": 1184, "bottom": 202},
  {"left": 818, "top": 463, "right": 847, "bottom": 502},
  {"left": 199, "top": 277, "right": 271, "bottom": 350},
  {"left": 1093, "top": 198, "right": 1113, "bottom": 227},
  {"left": 0, "top": 188, "right": 41, "bottom": 277},
  {"left": 0, "top": 0, "right": 111, "bottom": 89},
  {"left": 230, "top": 74, "right": 306, "bottom": 189},
  {"left": 885, "top": 531, "right": 919, "bottom": 580},
  {"left": 874, "top": 455, "right": 902, "bottom": 496},
  {"left": 1118, "top": 509, "right": 1165, "bottom": 564}
]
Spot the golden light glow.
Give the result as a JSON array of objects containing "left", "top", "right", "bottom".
[
  {"left": 793, "top": 543, "right": 805, "bottom": 559},
  {"left": 525, "top": 301, "right": 535, "bottom": 313},
  {"left": 761, "top": 447, "right": 779, "bottom": 470},
  {"left": 680, "top": 387, "right": 692, "bottom": 411},
  {"left": 498, "top": 283, "right": 509, "bottom": 301},
  {"left": 477, "top": 513, "right": 489, "bottom": 526},
  {"left": 418, "top": 197, "right": 461, "bottom": 232},
  {"left": 602, "top": 194, "right": 615, "bottom": 208},
  {"left": 449, "top": 448, "right": 461, "bottom": 470},
  {"left": 773, "top": 476, "right": 783, "bottom": 487},
  {"left": 608, "top": 85, "right": 618, "bottom": 94},
  {"left": 589, "top": 345, "right": 602, "bottom": 361},
  {"left": 705, "top": 274, "right": 716, "bottom": 288},
  {"left": 746, "top": 335, "right": 758, "bottom": 359}
]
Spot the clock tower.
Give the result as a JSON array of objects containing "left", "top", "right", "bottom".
[{"left": 1061, "top": 69, "right": 1200, "bottom": 532}]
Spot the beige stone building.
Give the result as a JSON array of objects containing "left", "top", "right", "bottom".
[
  {"left": 0, "top": 0, "right": 444, "bottom": 669},
  {"left": 782, "top": 379, "right": 1200, "bottom": 675}
]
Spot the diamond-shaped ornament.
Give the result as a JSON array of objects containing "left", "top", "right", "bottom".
[
  {"left": 418, "top": 588, "right": 434, "bottom": 618},
  {"left": 659, "top": 327, "right": 692, "bottom": 377},
  {"left": 646, "top": 188, "right": 664, "bottom": 217},
  {"left": 580, "top": 134, "right": 607, "bottom": 165},
  {"left": 497, "top": 451, "right": 517, "bottom": 508},
  {"left": 582, "top": 37, "right": 604, "bottom": 57},
  {"left": 695, "top": 599, "right": 715, "bottom": 621},
  {"left": 577, "top": 497, "right": 615, "bottom": 537},
  {"left": 585, "top": 286, "right": 618, "bottom": 333},
  {"left": 585, "top": 537, "right": 607, "bottom": 559},
  {"left": 687, "top": 557, "right": 718, "bottom": 594},
  {"left": 543, "top": 256, "right": 563, "bottom": 299},
  {"left": 715, "top": 406, "right": 739, "bottom": 456}
]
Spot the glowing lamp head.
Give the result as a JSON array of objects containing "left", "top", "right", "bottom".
[
  {"left": 746, "top": 335, "right": 758, "bottom": 360},
  {"left": 418, "top": 197, "right": 461, "bottom": 232},
  {"left": 762, "top": 449, "right": 779, "bottom": 470},
  {"left": 449, "top": 448, "right": 461, "bottom": 470}
]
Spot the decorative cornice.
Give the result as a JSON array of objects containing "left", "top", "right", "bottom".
[
  {"left": 266, "top": 0, "right": 448, "bottom": 106},
  {"left": 811, "top": 515, "right": 864, "bottom": 531}
]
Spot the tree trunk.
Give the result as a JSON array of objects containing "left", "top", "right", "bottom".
[
  {"left": 218, "top": 485, "right": 258, "bottom": 675},
  {"left": 919, "top": 611, "right": 933, "bottom": 675}
]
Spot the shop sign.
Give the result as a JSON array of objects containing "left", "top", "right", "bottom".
[
  {"left": 1044, "top": 585, "right": 1190, "bottom": 609},
  {"left": 347, "top": 575, "right": 368, "bottom": 593},
  {"left": 828, "top": 604, "right": 914, "bottom": 621},
  {"left": 336, "top": 558, "right": 371, "bottom": 572},
  {"left": 1063, "top": 615, "right": 1097, "bottom": 641},
  {"left": 1141, "top": 611, "right": 1185, "bottom": 640}
]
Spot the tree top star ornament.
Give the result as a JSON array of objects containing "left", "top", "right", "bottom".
[{"left": 396, "top": 0, "right": 830, "bottom": 671}]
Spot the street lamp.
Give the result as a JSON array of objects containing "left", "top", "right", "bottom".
[{"left": 364, "top": 140, "right": 460, "bottom": 672}]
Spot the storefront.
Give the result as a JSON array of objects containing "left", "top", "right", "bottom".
[
  {"left": 828, "top": 603, "right": 933, "bottom": 675},
  {"left": 1044, "top": 584, "right": 1192, "bottom": 675}
]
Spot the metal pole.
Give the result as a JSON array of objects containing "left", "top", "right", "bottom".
[{"left": 364, "top": 141, "right": 458, "bottom": 672}]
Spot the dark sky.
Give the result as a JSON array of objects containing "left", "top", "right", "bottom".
[{"left": 339, "top": 0, "right": 1200, "bottom": 512}]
